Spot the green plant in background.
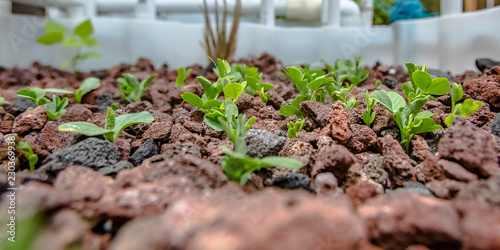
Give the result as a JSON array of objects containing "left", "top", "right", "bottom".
[
  {"left": 117, "top": 73, "right": 157, "bottom": 103},
  {"left": 444, "top": 83, "right": 482, "bottom": 126},
  {"left": 73, "top": 77, "right": 101, "bottom": 103},
  {"left": 17, "top": 87, "right": 73, "bottom": 106},
  {"left": 16, "top": 141, "right": 38, "bottom": 172},
  {"left": 287, "top": 118, "right": 305, "bottom": 138},
  {"left": 181, "top": 58, "right": 251, "bottom": 131},
  {"left": 231, "top": 63, "right": 275, "bottom": 102},
  {"left": 324, "top": 57, "right": 369, "bottom": 90},
  {"left": 175, "top": 67, "right": 193, "bottom": 90},
  {"left": 218, "top": 111, "right": 301, "bottom": 184},
  {"left": 372, "top": 62, "right": 449, "bottom": 153},
  {"left": 0, "top": 93, "right": 4, "bottom": 106},
  {"left": 58, "top": 107, "right": 154, "bottom": 142},
  {"left": 363, "top": 91, "right": 377, "bottom": 127},
  {"left": 36, "top": 19, "right": 101, "bottom": 73},
  {"left": 45, "top": 95, "right": 69, "bottom": 120}
]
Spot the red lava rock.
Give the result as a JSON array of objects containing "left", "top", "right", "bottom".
[
  {"left": 8, "top": 182, "right": 71, "bottom": 211},
  {"left": 32, "top": 209, "right": 90, "bottom": 250},
  {"left": 311, "top": 144, "right": 356, "bottom": 182},
  {"left": 329, "top": 101, "right": 352, "bottom": 144},
  {"left": 38, "top": 121, "right": 74, "bottom": 152},
  {"left": 266, "top": 89, "right": 285, "bottom": 109},
  {"left": 123, "top": 101, "right": 153, "bottom": 113},
  {"left": 345, "top": 181, "right": 383, "bottom": 208},
  {"left": 457, "top": 173, "right": 500, "bottom": 208},
  {"left": 380, "top": 135, "right": 416, "bottom": 187},
  {"left": 58, "top": 105, "right": 93, "bottom": 123},
  {"left": 439, "top": 159, "right": 478, "bottom": 183},
  {"left": 0, "top": 120, "right": 12, "bottom": 133},
  {"left": 426, "top": 179, "right": 465, "bottom": 199},
  {"left": 438, "top": 117, "right": 499, "bottom": 178},
  {"left": 300, "top": 101, "right": 331, "bottom": 127},
  {"left": 280, "top": 139, "right": 314, "bottom": 168},
  {"left": 372, "top": 104, "right": 396, "bottom": 134},
  {"left": 453, "top": 201, "right": 500, "bottom": 250},
  {"left": 463, "top": 66, "right": 500, "bottom": 112},
  {"left": 314, "top": 172, "right": 339, "bottom": 195},
  {"left": 114, "top": 138, "right": 131, "bottom": 161},
  {"left": 81, "top": 77, "right": 121, "bottom": 105},
  {"left": 110, "top": 189, "right": 366, "bottom": 250},
  {"left": 345, "top": 124, "right": 378, "bottom": 153},
  {"left": 453, "top": 70, "right": 479, "bottom": 84},
  {"left": 414, "top": 158, "right": 445, "bottom": 183},
  {"left": 358, "top": 191, "right": 462, "bottom": 250},
  {"left": 411, "top": 135, "right": 434, "bottom": 161},
  {"left": 346, "top": 153, "right": 388, "bottom": 188},
  {"left": 142, "top": 121, "right": 172, "bottom": 140},
  {"left": 12, "top": 105, "right": 48, "bottom": 134},
  {"left": 54, "top": 166, "right": 113, "bottom": 217}
]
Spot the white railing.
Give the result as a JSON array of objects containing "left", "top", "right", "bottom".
[{"left": 1, "top": 0, "right": 500, "bottom": 74}]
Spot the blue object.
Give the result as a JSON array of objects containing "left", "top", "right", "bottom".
[{"left": 374, "top": 0, "right": 438, "bottom": 23}]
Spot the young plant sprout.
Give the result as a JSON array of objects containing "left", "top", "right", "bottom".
[
  {"left": 217, "top": 106, "right": 301, "bottom": 184},
  {"left": 73, "top": 77, "right": 101, "bottom": 103},
  {"left": 175, "top": 67, "right": 192, "bottom": 90},
  {"left": 287, "top": 119, "right": 305, "bottom": 138},
  {"left": 17, "top": 87, "right": 73, "bottom": 106},
  {"left": 372, "top": 62, "right": 450, "bottom": 153},
  {"left": 0, "top": 93, "right": 4, "bottom": 106},
  {"left": 45, "top": 96, "right": 69, "bottom": 121},
  {"left": 58, "top": 107, "right": 154, "bottom": 142},
  {"left": 16, "top": 141, "right": 38, "bottom": 172},
  {"left": 36, "top": 19, "right": 101, "bottom": 73},
  {"left": 16, "top": 77, "right": 100, "bottom": 105},
  {"left": 231, "top": 63, "right": 275, "bottom": 102},
  {"left": 363, "top": 91, "right": 377, "bottom": 127},
  {"left": 181, "top": 58, "right": 250, "bottom": 131},
  {"left": 117, "top": 73, "right": 157, "bottom": 103},
  {"left": 444, "top": 83, "right": 483, "bottom": 126}
]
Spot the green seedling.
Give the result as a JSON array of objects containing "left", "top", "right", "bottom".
[
  {"left": 36, "top": 19, "right": 101, "bottom": 73},
  {"left": 73, "top": 77, "right": 100, "bottom": 103},
  {"left": 218, "top": 113, "right": 301, "bottom": 184},
  {"left": 117, "top": 73, "right": 157, "bottom": 103},
  {"left": 325, "top": 57, "right": 369, "bottom": 89},
  {"left": 17, "top": 87, "right": 73, "bottom": 106},
  {"left": 372, "top": 63, "right": 449, "bottom": 153},
  {"left": 0, "top": 93, "right": 4, "bottom": 106},
  {"left": 363, "top": 91, "right": 377, "bottom": 127},
  {"left": 16, "top": 141, "right": 38, "bottom": 172},
  {"left": 45, "top": 95, "right": 69, "bottom": 120},
  {"left": 175, "top": 67, "right": 193, "bottom": 90},
  {"left": 181, "top": 58, "right": 250, "bottom": 131},
  {"left": 58, "top": 107, "right": 154, "bottom": 142},
  {"left": 444, "top": 82, "right": 482, "bottom": 126},
  {"left": 287, "top": 118, "right": 305, "bottom": 138},
  {"left": 232, "top": 63, "right": 275, "bottom": 101}
]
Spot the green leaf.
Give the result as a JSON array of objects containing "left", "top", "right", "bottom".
[
  {"left": 450, "top": 83, "right": 463, "bottom": 105},
  {"left": 444, "top": 115, "right": 455, "bottom": 126},
  {"left": 285, "top": 66, "right": 303, "bottom": 86},
  {"left": 401, "top": 82, "right": 414, "bottom": 99},
  {"left": 81, "top": 36, "right": 100, "bottom": 47},
  {"left": 198, "top": 76, "right": 217, "bottom": 100},
  {"left": 112, "top": 111, "right": 154, "bottom": 141},
  {"left": 140, "top": 74, "right": 157, "bottom": 91},
  {"left": 203, "top": 99, "right": 222, "bottom": 109},
  {"left": 245, "top": 117, "right": 256, "bottom": 131},
  {"left": 411, "top": 117, "right": 442, "bottom": 134},
  {"left": 105, "top": 107, "right": 115, "bottom": 130},
  {"left": 58, "top": 122, "right": 112, "bottom": 136},
  {"left": 204, "top": 114, "right": 224, "bottom": 131},
  {"left": 223, "top": 101, "right": 239, "bottom": 119},
  {"left": 36, "top": 32, "right": 63, "bottom": 45},
  {"left": 62, "top": 35, "right": 82, "bottom": 47},
  {"left": 223, "top": 83, "right": 244, "bottom": 101},
  {"left": 74, "top": 77, "right": 100, "bottom": 103},
  {"left": 412, "top": 71, "right": 433, "bottom": 91},
  {"left": 17, "top": 89, "right": 38, "bottom": 101},
  {"left": 409, "top": 97, "right": 428, "bottom": 115},
  {"left": 372, "top": 90, "right": 407, "bottom": 114},
  {"left": 459, "top": 99, "right": 482, "bottom": 117},
  {"left": 217, "top": 59, "right": 231, "bottom": 78},
  {"left": 259, "top": 83, "right": 275, "bottom": 91},
  {"left": 43, "top": 88, "right": 74, "bottom": 94},
  {"left": 74, "top": 19, "right": 93, "bottom": 38},
  {"left": 279, "top": 104, "right": 300, "bottom": 117},
  {"left": 426, "top": 78, "right": 451, "bottom": 95},
  {"left": 306, "top": 75, "right": 330, "bottom": 91},
  {"left": 260, "top": 156, "right": 302, "bottom": 170},
  {"left": 44, "top": 19, "right": 66, "bottom": 34}
]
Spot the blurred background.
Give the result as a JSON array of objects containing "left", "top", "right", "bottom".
[{"left": 1, "top": 0, "right": 500, "bottom": 73}]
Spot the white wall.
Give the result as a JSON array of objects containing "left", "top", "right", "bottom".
[{"left": 1, "top": 6, "right": 500, "bottom": 74}]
